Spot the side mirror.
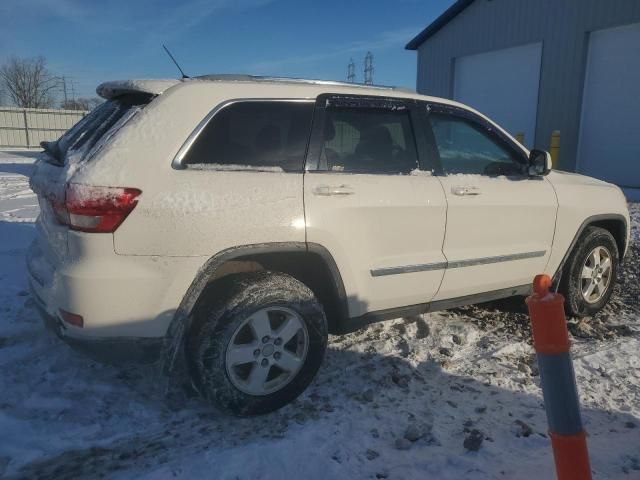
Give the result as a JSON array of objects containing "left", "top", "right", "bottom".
[{"left": 528, "top": 149, "right": 552, "bottom": 176}]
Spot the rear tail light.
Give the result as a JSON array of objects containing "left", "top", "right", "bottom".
[
  {"left": 59, "top": 309, "right": 84, "bottom": 328},
  {"left": 51, "top": 184, "right": 141, "bottom": 233}
]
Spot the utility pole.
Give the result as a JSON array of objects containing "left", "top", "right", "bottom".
[
  {"left": 70, "top": 78, "right": 75, "bottom": 102},
  {"left": 62, "top": 76, "right": 68, "bottom": 104},
  {"left": 364, "top": 51, "right": 374, "bottom": 85},
  {"left": 347, "top": 58, "right": 356, "bottom": 83}
]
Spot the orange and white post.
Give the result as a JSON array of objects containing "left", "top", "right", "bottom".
[{"left": 526, "top": 274, "right": 592, "bottom": 480}]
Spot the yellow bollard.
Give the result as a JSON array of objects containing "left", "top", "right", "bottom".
[
  {"left": 550, "top": 130, "right": 560, "bottom": 169},
  {"left": 515, "top": 132, "right": 525, "bottom": 145}
]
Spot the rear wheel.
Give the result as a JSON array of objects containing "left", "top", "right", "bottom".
[
  {"left": 187, "top": 272, "right": 327, "bottom": 416},
  {"left": 559, "top": 226, "right": 619, "bottom": 317}
]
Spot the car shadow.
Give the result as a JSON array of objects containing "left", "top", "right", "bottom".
[
  {"left": 0, "top": 149, "right": 41, "bottom": 159},
  {"left": 8, "top": 328, "right": 640, "bottom": 480},
  {"left": 0, "top": 162, "right": 36, "bottom": 177},
  {"left": 0, "top": 220, "right": 36, "bottom": 254},
  {"left": 1, "top": 215, "right": 637, "bottom": 478}
]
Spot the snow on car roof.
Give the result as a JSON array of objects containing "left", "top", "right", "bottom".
[
  {"left": 96, "top": 79, "right": 182, "bottom": 99},
  {"left": 96, "top": 75, "right": 417, "bottom": 101},
  {"left": 95, "top": 75, "right": 473, "bottom": 115}
]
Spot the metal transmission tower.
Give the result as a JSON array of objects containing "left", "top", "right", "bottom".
[
  {"left": 347, "top": 58, "right": 356, "bottom": 83},
  {"left": 363, "top": 51, "right": 374, "bottom": 85}
]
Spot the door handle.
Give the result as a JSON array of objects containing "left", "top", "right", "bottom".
[
  {"left": 451, "top": 185, "right": 481, "bottom": 196},
  {"left": 312, "top": 185, "right": 355, "bottom": 196}
]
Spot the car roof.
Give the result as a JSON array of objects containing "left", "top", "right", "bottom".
[
  {"left": 96, "top": 74, "right": 461, "bottom": 108},
  {"left": 193, "top": 74, "right": 415, "bottom": 93}
]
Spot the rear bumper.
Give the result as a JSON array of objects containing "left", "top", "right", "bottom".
[
  {"left": 30, "top": 283, "right": 162, "bottom": 363},
  {"left": 25, "top": 233, "right": 203, "bottom": 338},
  {"left": 25, "top": 235, "right": 185, "bottom": 363}
]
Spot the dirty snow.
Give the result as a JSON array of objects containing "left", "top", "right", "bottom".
[{"left": 0, "top": 149, "right": 639, "bottom": 479}]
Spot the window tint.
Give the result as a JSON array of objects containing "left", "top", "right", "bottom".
[
  {"left": 184, "top": 101, "right": 313, "bottom": 172},
  {"left": 428, "top": 112, "right": 525, "bottom": 176},
  {"left": 319, "top": 107, "right": 418, "bottom": 174}
]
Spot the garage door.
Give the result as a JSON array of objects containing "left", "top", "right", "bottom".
[
  {"left": 453, "top": 43, "right": 542, "bottom": 149},
  {"left": 577, "top": 22, "right": 640, "bottom": 195}
]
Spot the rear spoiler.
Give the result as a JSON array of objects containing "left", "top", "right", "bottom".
[{"left": 96, "top": 79, "right": 181, "bottom": 100}]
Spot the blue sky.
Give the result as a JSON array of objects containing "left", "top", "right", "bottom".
[{"left": 0, "top": 0, "right": 453, "bottom": 100}]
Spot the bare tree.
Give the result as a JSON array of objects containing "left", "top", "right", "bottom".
[
  {"left": 0, "top": 56, "right": 59, "bottom": 108},
  {"left": 61, "top": 97, "right": 103, "bottom": 111}
]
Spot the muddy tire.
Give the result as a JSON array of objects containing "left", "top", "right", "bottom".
[
  {"left": 187, "top": 271, "right": 327, "bottom": 416},
  {"left": 559, "top": 226, "right": 619, "bottom": 317}
]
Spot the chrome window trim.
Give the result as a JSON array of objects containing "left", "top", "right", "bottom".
[
  {"left": 171, "top": 98, "right": 315, "bottom": 170},
  {"left": 370, "top": 250, "right": 546, "bottom": 277}
]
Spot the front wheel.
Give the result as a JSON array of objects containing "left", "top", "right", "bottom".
[
  {"left": 559, "top": 226, "right": 619, "bottom": 317},
  {"left": 188, "top": 272, "right": 327, "bottom": 416}
]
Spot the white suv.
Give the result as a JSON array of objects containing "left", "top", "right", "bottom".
[{"left": 27, "top": 75, "right": 630, "bottom": 415}]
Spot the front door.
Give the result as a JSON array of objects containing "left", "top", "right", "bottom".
[
  {"left": 422, "top": 103, "right": 558, "bottom": 300},
  {"left": 304, "top": 95, "right": 448, "bottom": 318}
]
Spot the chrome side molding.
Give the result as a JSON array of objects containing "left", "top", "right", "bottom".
[
  {"left": 370, "top": 262, "right": 448, "bottom": 277},
  {"left": 448, "top": 250, "right": 546, "bottom": 269},
  {"left": 370, "top": 250, "right": 546, "bottom": 277}
]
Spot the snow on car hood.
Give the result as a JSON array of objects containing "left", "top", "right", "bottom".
[{"left": 96, "top": 79, "right": 181, "bottom": 100}]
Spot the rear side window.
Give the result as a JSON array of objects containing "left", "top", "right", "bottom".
[
  {"left": 57, "top": 94, "right": 151, "bottom": 164},
  {"left": 183, "top": 101, "right": 314, "bottom": 172},
  {"left": 318, "top": 106, "right": 418, "bottom": 174}
]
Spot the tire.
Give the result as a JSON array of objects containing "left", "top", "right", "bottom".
[
  {"left": 187, "top": 271, "right": 327, "bottom": 416},
  {"left": 559, "top": 226, "right": 619, "bottom": 317}
]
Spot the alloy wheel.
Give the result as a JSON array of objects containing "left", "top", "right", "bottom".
[
  {"left": 580, "top": 246, "right": 613, "bottom": 304},
  {"left": 225, "top": 306, "right": 309, "bottom": 396}
]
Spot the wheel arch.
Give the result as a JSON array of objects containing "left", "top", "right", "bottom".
[
  {"left": 554, "top": 214, "right": 628, "bottom": 280},
  {"left": 162, "top": 242, "right": 349, "bottom": 372}
]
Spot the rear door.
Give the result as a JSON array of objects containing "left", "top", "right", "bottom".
[
  {"left": 303, "top": 95, "right": 447, "bottom": 319},
  {"left": 421, "top": 103, "right": 557, "bottom": 300}
]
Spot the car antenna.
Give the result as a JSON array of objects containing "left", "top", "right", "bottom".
[{"left": 162, "top": 44, "right": 189, "bottom": 79}]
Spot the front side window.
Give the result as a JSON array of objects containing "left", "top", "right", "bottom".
[
  {"left": 428, "top": 112, "right": 525, "bottom": 176},
  {"left": 184, "top": 101, "right": 313, "bottom": 172},
  {"left": 318, "top": 106, "right": 418, "bottom": 174}
]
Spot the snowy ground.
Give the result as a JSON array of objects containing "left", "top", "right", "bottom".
[{"left": 0, "top": 149, "right": 639, "bottom": 479}]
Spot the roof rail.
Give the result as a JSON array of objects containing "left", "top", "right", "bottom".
[{"left": 192, "top": 74, "right": 414, "bottom": 93}]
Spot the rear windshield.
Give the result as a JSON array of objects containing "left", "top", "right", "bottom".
[{"left": 55, "top": 93, "right": 153, "bottom": 164}]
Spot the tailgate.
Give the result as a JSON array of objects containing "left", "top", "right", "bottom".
[
  {"left": 30, "top": 158, "right": 69, "bottom": 265},
  {"left": 28, "top": 94, "right": 153, "bottom": 263}
]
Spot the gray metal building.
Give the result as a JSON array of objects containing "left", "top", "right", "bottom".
[{"left": 406, "top": 0, "right": 640, "bottom": 199}]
